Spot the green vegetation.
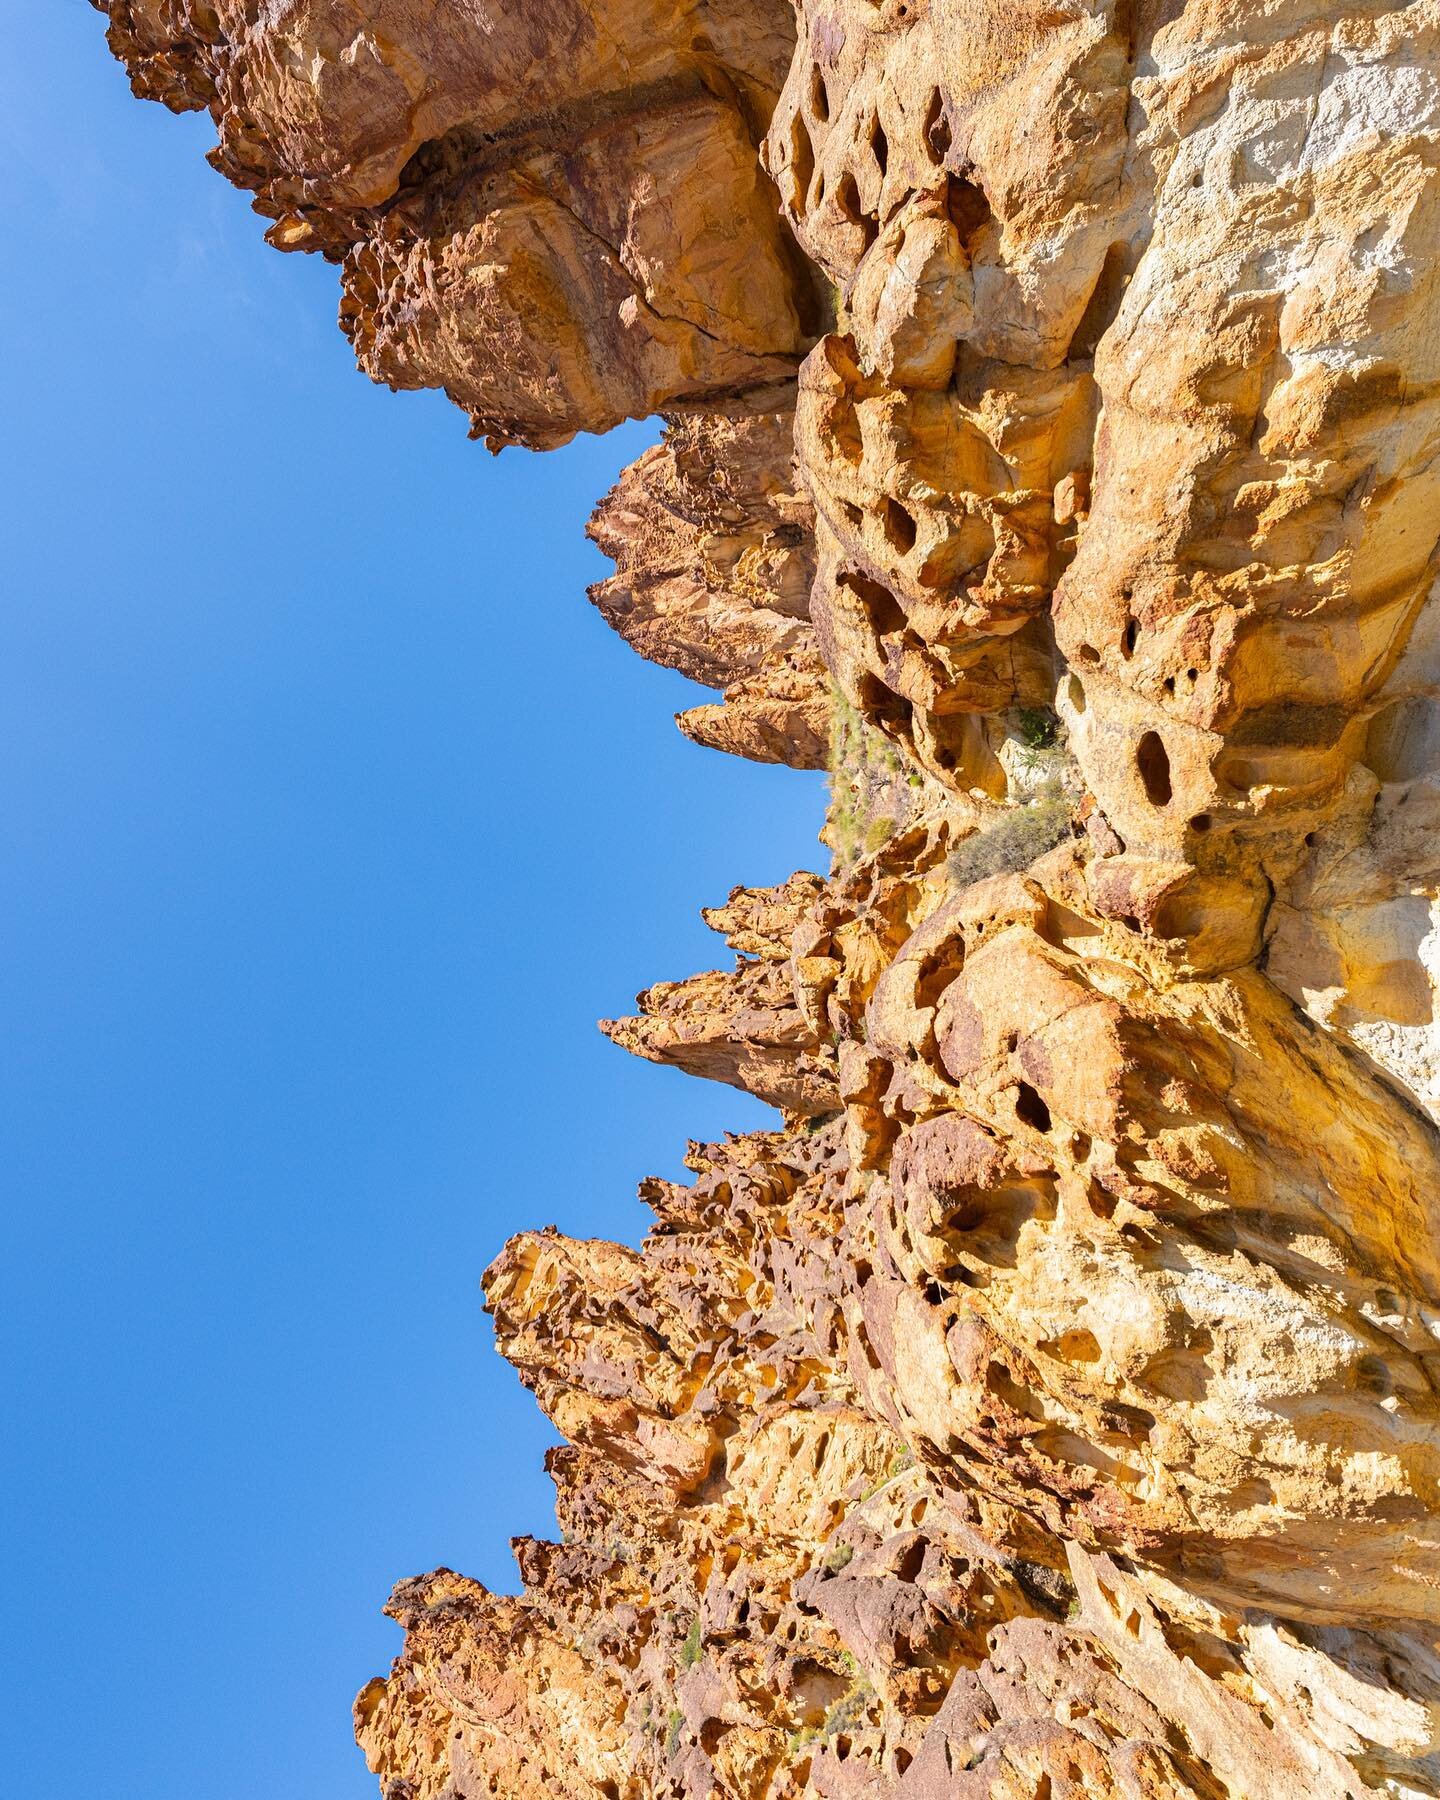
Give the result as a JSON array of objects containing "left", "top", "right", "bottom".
[
  {"left": 825, "top": 681, "right": 1082, "bottom": 888},
  {"left": 679, "top": 1614, "right": 703, "bottom": 1668},
  {"left": 1014, "top": 705, "right": 1059, "bottom": 749},
  {"left": 859, "top": 1447, "right": 916, "bottom": 1502},
  {"left": 822, "top": 1541, "right": 855, "bottom": 1573},
  {"left": 665, "top": 1707, "right": 684, "bottom": 1758},
  {"left": 820, "top": 1678, "right": 875, "bottom": 1743},
  {"left": 787, "top": 1673, "right": 877, "bottom": 1756},
  {"left": 945, "top": 791, "right": 1073, "bottom": 890},
  {"left": 825, "top": 687, "right": 913, "bottom": 871}
]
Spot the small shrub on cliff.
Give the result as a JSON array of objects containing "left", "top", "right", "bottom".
[
  {"left": 1014, "top": 705, "right": 1059, "bottom": 749},
  {"left": 945, "top": 792, "right": 1074, "bottom": 891},
  {"left": 679, "top": 1614, "right": 703, "bottom": 1668},
  {"left": 825, "top": 687, "right": 911, "bottom": 870},
  {"left": 859, "top": 1447, "right": 915, "bottom": 1501},
  {"left": 821, "top": 1677, "right": 876, "bottom": 1742},
  {"left": 787, "top": 1674, "right": 877, "bottom": 1756}
]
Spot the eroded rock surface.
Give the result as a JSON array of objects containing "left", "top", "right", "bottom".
[
  {"left": 96, "top": 0, "right": 1440, "bottom": 1794},
  {"left": 103, "top": 0, "right": 810, "bottom": 446},
  {"left": 589, "top": 413, "right": 830, "bottom": 768}
]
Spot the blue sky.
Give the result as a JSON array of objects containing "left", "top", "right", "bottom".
[{"left": 2, "top": 8, "right": 825, "bottom": 1795}]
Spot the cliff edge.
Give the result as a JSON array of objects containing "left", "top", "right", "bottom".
[{"left": 96, "top": 3, "right": 1440, "bottom": 1794}]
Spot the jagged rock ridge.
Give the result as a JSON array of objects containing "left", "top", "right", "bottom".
[{"left": 95, "top": 2, "right": 1440, "bottom": 1795}]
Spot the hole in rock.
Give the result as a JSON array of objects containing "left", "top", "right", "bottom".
[
  {"left": 1015, "top": 1082, "right": 1052, "bottom": 1133},
  {"left": 1121, "top": 618, "right": 1139, "bottom": 658},
  {"left": 882, "top": 497, "right": 918, "bottom": 556},
  {"left": 1355, "top": 1354, "right": 1393, "bottom": 1397},
  {"left": 1366, "top": 696, "right": 1440, "bottom": 783},
  {"left": 871, "top": 116, "right": 888, "bottom": 177},
  {"left": 810, "top": 64, "right": 830, "bottom": 122},
  {"left": 846, "top": 567, "right": 906, "bottom": 636},
  {"left": 945, "top": 173, "right": 991, "bottom": 250},
  {"left": 895, "top": 1538, "right": 926, "bottom": 1582},
  {"left": 1067, "top": 241, "right": 1133, "bottom": 361},
  {"left": 853, "top": 672, "right": 913, "bottom": 732},
  {"left": 924, "top": 89, "right": 951, "bottom": 163},
  {"left": 1042, "top": 1328, "right": 1102, "bottom": 1365},
  {"left": 1067, "top": 674, "right": 1087, "bottom": 713},
  {"left": 1136, "top": 732, "right": 1172, "bottom": 806},
  {"left": 836, "top": 171, "right": 880, "bottom": 252},
  {"left": 790, "top": 113, "right": 816, "bottom": 207}
]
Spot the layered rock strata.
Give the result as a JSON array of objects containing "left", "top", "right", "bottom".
[{"left": 95, "top": 1, "right": 1440, "bottom": 1795}]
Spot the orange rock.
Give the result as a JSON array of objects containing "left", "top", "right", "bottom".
[{"left": 95, "top": 0, "right": 1440, "bottom": 1793}]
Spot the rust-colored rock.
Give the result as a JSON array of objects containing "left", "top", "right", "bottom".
[
  {"left": 96, "top": 1, "right": 1440, "bottom": 1795},
  {"left": 588, "top": 412, "right": 831, "bottom": 767},
  {"left": 99, "top": 0, "right": 810, "bottom": 446}
]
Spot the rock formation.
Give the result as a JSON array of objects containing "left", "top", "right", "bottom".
[{"left": 95, "top": 1, "right": 1440, "bottom": 1794}]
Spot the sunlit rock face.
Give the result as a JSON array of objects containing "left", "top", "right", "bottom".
[
  {"left": 588, "top": 413, "right": 830, "bottom": 769},
  {"left": 101, "top": 0, "right": 809, "bottom": 445},
  {"left": 96, "top": 0, "right": 1440, "bottom": 1795}
]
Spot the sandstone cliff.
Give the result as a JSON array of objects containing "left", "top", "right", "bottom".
[{"left": 96, "top": 2, "right": 1440, "bottom": 1795}]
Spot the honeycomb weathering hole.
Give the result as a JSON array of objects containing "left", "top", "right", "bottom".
[
  {"left": 882, "top": 496, "right": 918, "bottom": 556},
  {"left": 790, "top": 113, "right": 816, "bottom": 208},
  {"left": 1015, "top": 1082, "right": 1053, "bottom": 1133},
  {"left": 924, "top": 88, "right": 951, "bottom": 165},
  {"left": 1137, "top": 731, "right": 1173, "bottom": 807},
  {"left": 945, "top": 173, "right": 991, "bottom": 248}
]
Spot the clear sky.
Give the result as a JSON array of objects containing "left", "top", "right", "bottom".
[{"left": 2, "top": 8, "right": 825, "bottom": 1795}]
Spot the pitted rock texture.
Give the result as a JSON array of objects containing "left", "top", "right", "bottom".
[
  {"left": 588, "top": 413, "right": 830, "bottom": 768},
  {"left": 102, "top": 0, "right": 811, "bottom": 446},
  {"left": 96, "top": 1, "right": 1440, "bottom": 1796}
]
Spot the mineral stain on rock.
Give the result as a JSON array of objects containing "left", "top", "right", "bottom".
[{"left": 94, "top": 1, "right": 1440, "bottom": 1794}]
